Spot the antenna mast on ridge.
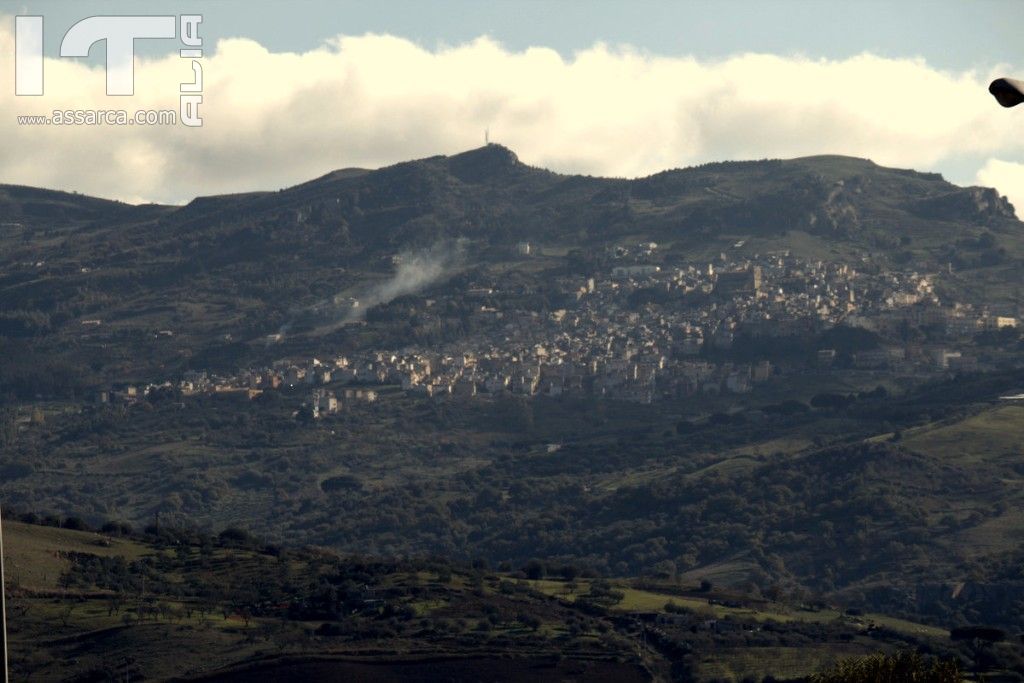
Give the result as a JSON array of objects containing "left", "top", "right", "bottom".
[{"left": 485, "top": 127, "right": 490, "bottom": 145}]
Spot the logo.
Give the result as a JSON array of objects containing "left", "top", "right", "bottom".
[{"left": 15, "top": 15, "right": 204, "bottom": 127}]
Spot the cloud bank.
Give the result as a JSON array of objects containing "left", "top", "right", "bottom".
[{"left": 1, "top": 23, "right": 1022, "bottom": 206}]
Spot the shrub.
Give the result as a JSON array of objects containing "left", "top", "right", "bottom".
[{"left": 812, "top": 651, "right": 959, "bottom": 683}]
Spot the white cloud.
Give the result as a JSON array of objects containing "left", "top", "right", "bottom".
[
  {"left": 975, "top": 158, "right": 1024, "bottom": 213},
  {"left": 1, "top": 22, "right": 1021, "bottom": 204}
]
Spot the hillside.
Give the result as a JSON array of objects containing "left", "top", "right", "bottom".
[
  {"left": 3, "top": 518, "right": 1011, "bottom": 682},
  {"left": 3, "top": 148, "right": 1024, "bottom": 680},
  {"left": 3, "top": 366, "right": 1024, "bottom": 634},
  {"left": 0, "top": 146, "right": 1021, "bottom": 385}
]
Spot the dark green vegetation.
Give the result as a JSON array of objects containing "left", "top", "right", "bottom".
[
  {"left": 4, "top": 370, "right": 1024, "bottom": 637},
  {"left": 3, "top": 519, "right": 1018, "bottom": 682},
  {"left": 811, "top": 651, "right": 960, "bottom": 683}
]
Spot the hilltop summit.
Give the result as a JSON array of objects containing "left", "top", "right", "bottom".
[{"left": 445, "top": 144, "right": 527, "bottom": 183}]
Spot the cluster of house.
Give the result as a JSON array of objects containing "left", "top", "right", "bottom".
[
  {"left": 139, "top": 251, "right": 1017, "bottom": 413},
  {"left": 175, "top": 364, "right": 379, "bottom": 417}
]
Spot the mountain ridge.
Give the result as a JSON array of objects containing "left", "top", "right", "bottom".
[
  {"left": 0, "top": 145, "right": 1021, "bottom": 369},
  {"left": 1, "top": 145, "right": 1016, "bottom": 227}
]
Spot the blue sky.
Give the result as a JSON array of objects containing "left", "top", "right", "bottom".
[
  {"left": 4, "top": 1, "right": 1024, "bottom": 205},
  {"left": 17, "top": 0, "right": 1024, "bottom": 70}
]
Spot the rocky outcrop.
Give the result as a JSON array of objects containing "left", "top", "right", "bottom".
[{"left": 910, "top": 187, "right": 1017, "bottom": 223}]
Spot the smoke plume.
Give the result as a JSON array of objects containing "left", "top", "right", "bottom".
[{"left": 345, "top": 239, "right": 466, "bottom": 322}]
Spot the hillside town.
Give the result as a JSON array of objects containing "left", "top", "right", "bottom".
[{"left": 100, "top": 246, "right": 1021, "bottom": 415}]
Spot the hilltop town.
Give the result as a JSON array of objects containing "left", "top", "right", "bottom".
[{"left": 98, "top": 243, "right": 1020, "bottom": 417}]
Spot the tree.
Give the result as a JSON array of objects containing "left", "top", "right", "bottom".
[
  {"left": 950, "top": 626, "right": 1006, "bottom": 642},
  {"left": 585, "top": 580, "right": 624, "bottom": 607},
  {"left": 523, "top": 559, "right": 546, "bottom": 581},
  {"left": 651, "top": 560, "right": 677, "bottom": 580},
  {"left": 810, "top": 393, "right": 852, "bottom": 410},
  {"left": 295, "top": 406, "right": 316, "bottom": 424},
  {"left": 516, "top": 612, "right": 542, "bottom": 631},
  {"left": 558, "top": 564, "right": 580, "bottom": 581},
  {"left": 812, "top": 651, "right": 959, "bottom": 683}
]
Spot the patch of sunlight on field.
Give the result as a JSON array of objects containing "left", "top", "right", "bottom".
[
  {"left": 726, "top": 436, "right": 812, "bottom": 459},
  {"left": 700, "top": 645, "right": 861, "bottom": 681},
  {"left": 677, "top": 560, "right": 757, "bottom": 588},
  {"left": 617, "top": 588, "right": 719, "bottom": 614},
  {"left": 3, "top": 521, "right": 150, "bottom": 590},
  {"left": 867, "top": 614, "right": 948, "bottom": 639},
  {"left": 601, "top": 436, "right": 812, "bottom": 492},
  {"left": 954, "top": 506, "right": 1024, "bottom": 554},
  {"left": 594, "top": 465, "right": 683, "bottom": 492},
  {"left": 411, "top": 599, "right": 449, "bottom": 616},
  {"left": 902, "top": 405, "right": 1024, "bottom": 463},
  {"left": 526, "top": 579, "right": 947, "bottom": 638}
]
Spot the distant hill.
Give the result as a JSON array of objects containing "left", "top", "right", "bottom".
[
  {"left": 3, "top": 145, "right": 1017, "bottom": 247},
  {"left": 133, "top": 145, "right": 1021, "bottom": 256},
  {"left": 0, "top": 145, "right": 1021, "bottom": 376}
]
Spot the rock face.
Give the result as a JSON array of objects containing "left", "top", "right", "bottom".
[{"left": 910, "top": 187, "right": 1017, "bottom": 223}]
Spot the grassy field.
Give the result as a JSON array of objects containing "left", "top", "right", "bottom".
[
  {"left": 902, "top": 404, "right": 1024, "bottom": 464},
  {"left": 526, "top": 578, "right": 949, "bottom": 639},
  {"left": 698, "top": 644, "right": 866, "bottom": 681},
  {"left": 896, "top": 404, "right": 1024, "bottom": 554},
  {"left": 3, "top": 521, "right": 150, "bottom": 590}
]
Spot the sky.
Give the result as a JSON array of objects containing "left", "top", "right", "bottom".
[{"left": 2, "top": 0, "right": 1024, "bottom": 207}]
